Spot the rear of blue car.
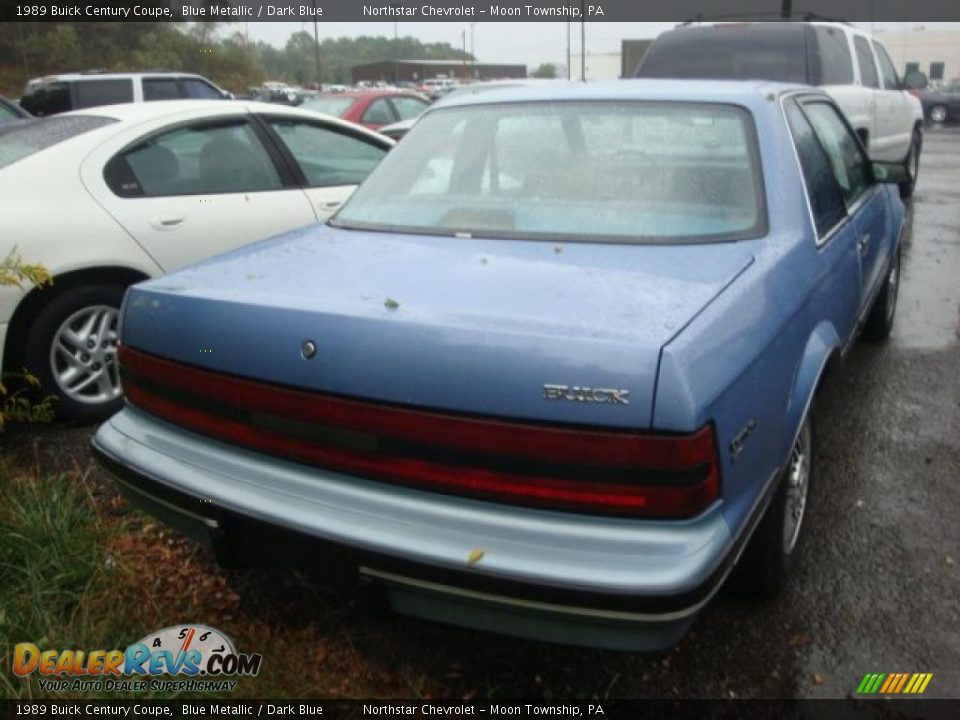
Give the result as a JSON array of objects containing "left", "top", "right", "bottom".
[{"left": 94, "top": 82, "right": 821, "bottom": 649}]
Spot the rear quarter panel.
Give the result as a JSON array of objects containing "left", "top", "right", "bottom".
[{"left": 653, "top": 94, "right": 861, "bottom": 535}]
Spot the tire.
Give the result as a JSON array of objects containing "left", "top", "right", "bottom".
[
  {"left": 899, "top": 130, "right": 922, "bottom": 199},
  {"left": 929, "top": 104, "right": 948, "bottom": 124},
  {"left": 861, "top": 247, "right": 901, "bottom": 342},
  {"left": 23, "top": 285, "right": 126, "bottom": 423},
  {"left": 733, "top": 412, "right": 814, "bottom": 598}
]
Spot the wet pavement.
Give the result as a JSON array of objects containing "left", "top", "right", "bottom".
[{"left": 8, "top": 126, "right": 960, "bottom": 700}]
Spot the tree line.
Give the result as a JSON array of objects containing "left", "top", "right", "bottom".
[{"left": 0, "top": 23, "right": 475, "bottom": 97}]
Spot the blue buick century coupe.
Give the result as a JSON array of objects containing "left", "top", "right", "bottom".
[{"left": 93, "top": 81, "right": 906, "bottom": 650}]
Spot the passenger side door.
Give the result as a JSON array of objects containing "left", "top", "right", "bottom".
[
  {"left": 800, "top": 98, "right": 891, "bottom": 315},
  {"left": 259, "top": 116, "right": 391, "bottom": 218},
  {"left": 90, "top": 116, "right": 317, "bottom": 271}
]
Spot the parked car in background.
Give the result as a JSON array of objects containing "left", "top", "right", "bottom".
[
  {"left": 636, "top": 22, "right": 925, "bottom": 197},
  {"left": 920, "top": 82, "right": 960, "bottom": 123},
  {"left": 377, "top": 117, "right": 416, "bottom": 141},
  {"left": 0, "top": 95, "right": 30, "bottom": 123},
  {"left": 94, "top": 80, "right": 906, "bottom": 651},
  {"left": 19, "top": 72, "right": 231, "bottom": 116},
  {"left": 0, "top": 100, "right": 392, "bottom": 421},
  {"left": 378, "top": 81, "right": 567, "bottom": 140},
  {"left": 301, "top": 90, "right": 430, "bottom": 130}
]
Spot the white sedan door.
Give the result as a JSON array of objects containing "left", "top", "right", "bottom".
[
  {"left": 256, "top": 114, "right": 391, "bottom": 221},
  {"left": 82, "top": 111, "right": 318, "bottom": 272}
]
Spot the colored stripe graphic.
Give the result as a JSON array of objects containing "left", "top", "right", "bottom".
[{"left": 857, "top": 672, "right": 932, "bottom": 694}]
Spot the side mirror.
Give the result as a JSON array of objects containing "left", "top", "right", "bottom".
[
  {"left": 873, "top": 161, "right": 911, "bottom": 185},
  {"left": 903, "top": 71, "right": 928, "bottom": 91}
]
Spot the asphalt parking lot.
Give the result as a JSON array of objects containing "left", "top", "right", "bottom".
[{"left": 8, "top": 124, "right": 960, "bottom": 700}]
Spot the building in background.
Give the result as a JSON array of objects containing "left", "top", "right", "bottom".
[
  {"left": 873, "top": 27, "right": 960, "bottom": 85},
  {"left": 352, "top": 60, "right": 526, "bottom": 84},
  {"left": 568, "top": 52, "right": 622, "bottom": 80}
]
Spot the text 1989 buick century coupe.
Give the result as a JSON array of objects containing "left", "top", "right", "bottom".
[{"left": 93, "top": 81, "right": 906, "bottom": 650}]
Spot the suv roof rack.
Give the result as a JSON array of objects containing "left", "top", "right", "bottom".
[{"left": 677, "top": 14, "right": 852, "bottom": 27}]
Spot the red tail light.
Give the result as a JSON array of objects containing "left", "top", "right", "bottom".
[{"left": 118, "top": 346, "right": 721, "bottom": 518}]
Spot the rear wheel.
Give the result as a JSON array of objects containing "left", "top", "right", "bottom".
[
  {"left": 733, "top": 412, "right": 814, "bottom": 597},
  {"left": 899, "top": 130, "right": 922, "bottom": 199},
  {"left": 929, "top": 104, "right": 948, "bottom": 124},
  {"left": 23, "top": 285, "right": 125, "bottom": 422},
  {"left": 862, "top": 248, "right": 901, "bottom": 342}
]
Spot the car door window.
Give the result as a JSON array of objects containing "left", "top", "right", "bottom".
[
  {"left": 0, "top": 103, "right": 17, "bottom": 121},
  {"left": 802, "top": 101, "right": 871, "bottom": 208},
  {"left": 872, "top": 42, "right": 901, "bottom": 90},
  {"left": 106, "top": 119, "right": 283, "bottom": 197},
  {"left": 181, "top": 79, "right": 224, "bottom": 99},
  {"left": 361, "top": 98, "right": 395, "bottom": 125},
  {"left": 853, "top": 37, "right": 880, "bottom": 89},
  {"left": 390, "top": 96, "right": 429, "bottom": 120},
  {"left": 73, "top": 79, "right": 134, "bottom": 109},
  {"left": 266, "top": 118, "right": 388, "bottom": 187},
  {"left": 784, "top": 100, "right": 847, "bottom": 238},
  {"left": 143, "top": 78, "right": 181, "bottom": 101}
]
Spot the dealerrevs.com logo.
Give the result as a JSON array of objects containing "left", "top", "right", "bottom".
[{"left": 13, "top": 625, "right": 262, "bottom": 693}]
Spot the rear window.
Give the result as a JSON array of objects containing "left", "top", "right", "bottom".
[
  {"left": 637, "top": 25, "right": 808, "bottom": 83},
  {"left": 333, "top": 101, "right": 766, "bottom": 244},
  {"left": 0, "top": 116, "right": 117, "bottom": 169},
  {"left": 20, "top": 82, "right": 71, "bottom": 116},
  {"left": 74, "top": 79, "right": 134, "bottom": 109},
  {"left": 301, "top": 97, "right": 356, "bottom": 117}
]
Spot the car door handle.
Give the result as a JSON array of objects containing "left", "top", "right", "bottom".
[
  {"left": 858, "top": 233, "right": 871, "bottom": 255},
  {"left": 318, "top": 201, "right": 342, "bottom": 211},
  {"left": 150, "top": 215, "right": 185, "bottom": 230}
]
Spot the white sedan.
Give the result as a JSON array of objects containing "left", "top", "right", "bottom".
[{"left": 0, "top": 100, "right": 393, "bottom": 420}]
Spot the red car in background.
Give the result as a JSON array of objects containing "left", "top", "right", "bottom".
[{"left": 301, "top": 90, "right": 430, "bottom": 130}]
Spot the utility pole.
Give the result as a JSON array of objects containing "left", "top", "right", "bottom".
[
  {"left": 394, "top": 22, "right": 399, "bottom": 84},
  {"left": 580, "top": 1, "right": 586, "bottom": 82},
  {"left": 462, "top": 28, "right": 467, "bottom": 80},
  {"left": 566, "top": 22, "right": 571, "bottom": 80},
  {"left": 780, "top": 0, "right": 792, "bottom": 18}
]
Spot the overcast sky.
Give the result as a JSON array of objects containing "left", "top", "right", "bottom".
[{"left": 237, "top": 21, "right": 958, "bottom": 69}]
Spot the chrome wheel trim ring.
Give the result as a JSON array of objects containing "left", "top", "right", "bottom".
[
  {"left": 783, "top": 418, "right": 812, "bottom": 555},
  {"left": 49, "top": 304, "right": 121, "bottom": 405}
]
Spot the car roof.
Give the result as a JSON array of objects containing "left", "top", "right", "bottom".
[
  {"left": 27, "top": 72, "right": 213, "bottom": 83},
  {"left": 669, "top": 20, "right": 868, "bottom": 37},
  {"left": 433, "top": 79, "right": 813, "bottom": 109},
  {"left": 320, "top": 90, "right": 424, "bottom": 99},
  {"left": 59, "top": 100, "right": 394, "bottom": 141}
]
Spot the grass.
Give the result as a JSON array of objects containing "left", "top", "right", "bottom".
[{"left": 0, "top": 461, "right": 112, "bottom": 698}]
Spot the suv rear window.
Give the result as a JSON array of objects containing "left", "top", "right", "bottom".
[
  {"left": 19, "top": 82, "right": 71, "bottom": 117},
  {"left": 0, "top": 116, "right": 117, "bottom": 169},
  {"left": 333, "top": 101, "right": 766, "bottom": 244},
  {"left": 637, "top": 25, "right": 808, "bottom": 83}
]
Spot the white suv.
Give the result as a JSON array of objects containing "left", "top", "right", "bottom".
[
  {"left": 637, "top": 22, "right": 925, "bottom": 197},
  {"left": 19, "top": 72, "right": 230, "bottom": 117}
]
